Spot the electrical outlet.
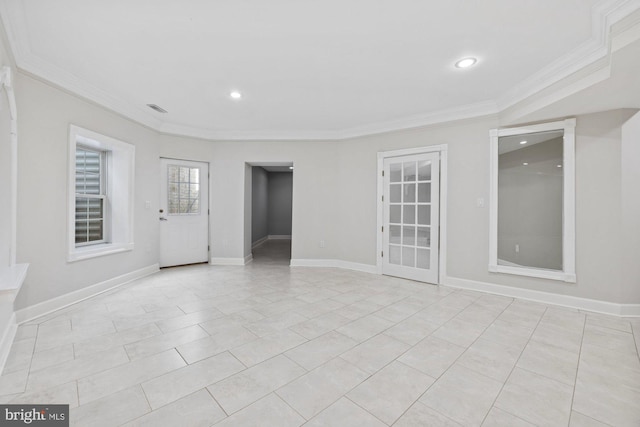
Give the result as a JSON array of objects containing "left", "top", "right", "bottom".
[
  {"left": 515, "top": 244, "right": 520, "bottom": 253},
  {"left": 476, "top": 198, "right": 485, "bottom": 208},
  {"left": 144, "top": 201, "right": 151, "bottom": 209},
  {"left": 319, "top": 240, "right": 325, "bottom": 248}
]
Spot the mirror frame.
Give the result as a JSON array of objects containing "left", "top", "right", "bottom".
[{"left": 489, "top": 118, "right": 576, "bottom": 282}]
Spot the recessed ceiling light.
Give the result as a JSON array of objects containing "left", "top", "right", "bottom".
[
  {"left": 557, "top": 164, "right": 562, "bottom": 168},
  {"left": 454, "top": 57, "right": 477, "bottom": 68},
  {"left": 519, "top": 140, "right": 527, "bottom": 145},
  {"left": 522, "top": 162, "right": 529, "bottom": 166},
  {"left": 230, "top": 91, "right": 242, "bottom": 100},
  {"left": 289, "top": 166, "right": 294, "bottom": 170}
]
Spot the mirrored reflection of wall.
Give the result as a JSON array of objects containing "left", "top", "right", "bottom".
[{"left": 498, "top": 131, "right": 563, "bottom": 270}]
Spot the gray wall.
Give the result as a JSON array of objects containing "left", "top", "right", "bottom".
[
  {"left": 15, "top": 72, "right": 160, "bottom": 309},
  {"left": 268, "top": 172, "right": 293, "bottom": 236},
  {"left": 251, "top": 167, "right": 269, "bottom": 244},
  {"left": 498, "top": 138, "right": 563, "bottom": 270},
  {"left": 8, "top": 43, "right": 640, "bottom": 309}
]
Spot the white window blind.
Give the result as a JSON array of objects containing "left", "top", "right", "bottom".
[{"left": 75, "top": 146, "right": 105, "bottom": 245}]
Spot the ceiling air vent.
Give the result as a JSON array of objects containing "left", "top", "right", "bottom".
[{"left": 147, "top": 104, "right": 168, "bottom": 113}]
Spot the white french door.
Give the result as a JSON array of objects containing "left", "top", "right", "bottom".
[
  {"left": 159, "top": 158, "right": 209, "bottom": 268},
  {"left": 382, "top": 152, "right": 440, "bottom": 283}
]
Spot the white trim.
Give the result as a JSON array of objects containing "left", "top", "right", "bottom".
[
  {"left": 209, "top": 257, "right": 250, "bottom": 266},
  {"left": 0, "top": 67, "right": 18, "bottom": 267},
  {"left": 251, "top": 236, "right": 268, "bottom": 249},
  {"left": 68, "top": 125, "right": 135, "bottom": 262},
  {"left": 290, "top": 259, "right": 377, "bottom": 274},
  {"left": 489, "top": 119, "right": 576, "bottom": 282},
  {"left": 443, "top": 276, "right": 640, "bottom": 318},
  {"left": 268, "top": 235, "right": 292, "bottom": 240},
  {"left": 376, "top": 145, "right": 448, "bottom": 284},
  {"left": 0, "top": 263, "right": 29, "bottom": 293},
  {"left": 15, "top": 264, "right": 159, "bottom": 324},
  {"left": 0, "top": 312, "right": 17, "bottom": 375}
]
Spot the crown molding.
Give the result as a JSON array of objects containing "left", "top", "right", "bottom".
[
  {"left": 496, "top": 0, "right": 640, "bottom": 112},
  {"left": 0, "top": 0, "right": 638, "bottom": 141}
]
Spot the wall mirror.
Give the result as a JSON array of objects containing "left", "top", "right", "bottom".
[{"left": 489, "top": 119, "right": 576, "bottom": 282}]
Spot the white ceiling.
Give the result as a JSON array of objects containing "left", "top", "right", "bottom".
[{"left": 1, "top": 0, "right": 639, "bottom": 140}]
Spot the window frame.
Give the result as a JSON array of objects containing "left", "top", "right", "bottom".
[
  {"left": 488, "top": 118, "right": 576, "bottom": 282},
  {"left": 67, "top": 125, "right": 135, "bottom": 262}
]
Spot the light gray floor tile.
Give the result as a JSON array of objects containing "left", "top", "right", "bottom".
[
  {"left": 495, "top": 367, "right": 573, "bottom": 426},
  {"left": 3, "top": 338, "right": 35, "bottom": 374},
  {"left": 582, "top": 324, "right": 637, "bottom": 353},
  {"left": 394, "top": 401, "right": 463, "bottom": 427},
  {"left": 1, "top": 253, "right": 635, "bottom": 427},
  {"left": 176, "top": 326, "right": 258, "bottom": 364},
  {"left": 420, "top": 364, "right": 503, "bottom": 426},
  {"left": 70, "top": 386, "right": 150, "bottom": 427},
  {"left": 431, "top": 317, "right": 488, "bottom": 348},
  {"left": 26, "top": 347, "right": 129, "bottom": 392},
  {"left": 244, "top": 311, "right": 308, "bottom": 337},
  {"left": 569, "top": 411, "right": 612, "bottom": 427},
  {"left": 276, "top": 357, "right": 368, "bottom": 419},
  {"left": 398, "top": 335, "right": 466, "bottom": 378},
  {"left": 482, "top": 407, "right": 535, "bottom": 426},
  {"left": 208, "top": 355, "right": 306, "bottom": 414},
  {"left": 122, "top": 389, "right": 225, "bottom": 427},
  {"left": 347, "top": 361, "right": 434, "bottom": 424},
  {"left": 141, "top": 351, "right": 245, "bottom": 409},
  {"left": 457, "top": 337, "right": 522, "bottom": 382},
  {"left": 154, "top": 308, "right": 225, "bottom": 333},
  {"left": 77, "top": 349, "right": 185, "bottom": 404},
  {"left": 73, "top": 323, "right": 162, "bottom": 358},
  {"left": 284, "top": 331, "right": 357, "bottom": 371},
  {"left": 333, "top": 300, "right": 383, "bottom": 321},
  {"left": 214, "top": 393, "right": 304, "bottom": 427},
  {"left": 289, "top": 312, "right": 350, "bottom": 340},
  {"left": 335, "top": 314, "right": 394, "bottom": 342},
  {"left": 516, "top": 340, "right": 579, "bottom": 385},
  {"left": 124, "top": 324, "right": 209, "bottom": 360},
  {"left": 306, "top": 398, "right": 386, "bottom": 427},
  {"left": 340, "top": 334, "right": 410, "bottom": 374},
  {"left": 10, "top": 381, "right": 78, "bottom": 408},
  {"left": 383, "top": 315, "right": 439, "bottom": 345},
  {"left": 230, "top": 329, "right": 307, "bottom": 367},
  {"left": 29, "top": 344, "right": 75, "bottom": 373}
]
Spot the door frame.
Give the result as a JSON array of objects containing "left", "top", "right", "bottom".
[
  {"left": 376, "top": 145, "right": 448, "bottom": 284},
  {"left": 159, "top": 156, "right": 211, "bottom": 267}
]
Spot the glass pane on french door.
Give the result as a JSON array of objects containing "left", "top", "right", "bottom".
[{"left": 383, "top": 152, "right": 439, "bottom": 283}]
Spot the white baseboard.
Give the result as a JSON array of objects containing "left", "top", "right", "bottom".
[
  {"left": 268, "top": 235, "right": 291, "bottom": 240},
  {"left": 443, "top": 276, "right": 640, "bottom": 318},
  {"left": 251, "top": 236, "right": 268, "bottom": 249},
  {"left": 210, "top": 257, "right": 249, "bottom": 266},
  {"left": 15, "top": 264, "right": 160, "bottom": 324},
  {"left": 290, "top": 259, "right": 377, "bottom": 274},
  {"left": 0, "top": 312, "right": 17, "bottom": 375}
]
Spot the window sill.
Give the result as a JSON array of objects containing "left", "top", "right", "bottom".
[
  {"left": 68, "top": 242, "right": 134, "bottom": 263},
  {"left": 489, "top": 264, "right": 576, "bottom": 283}
]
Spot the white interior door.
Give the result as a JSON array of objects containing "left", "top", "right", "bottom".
[
  {"left": 159, "top": 158, "right": 209, "bottom": 267},
  {"left": 383, "top": 152, "right": 440, "bottom": 283}
]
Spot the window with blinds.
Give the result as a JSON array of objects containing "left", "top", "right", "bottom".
[{"left": 75, "top": 146, "right": 106, "bottom": 245}]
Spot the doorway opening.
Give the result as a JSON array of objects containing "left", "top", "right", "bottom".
[{"left": 246, "top": 162, "right": 293, "bottom": 266}]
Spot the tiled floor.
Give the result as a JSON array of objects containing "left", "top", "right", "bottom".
[{"left": 1, "top": 240, "right": 639, "bottom": 426}]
